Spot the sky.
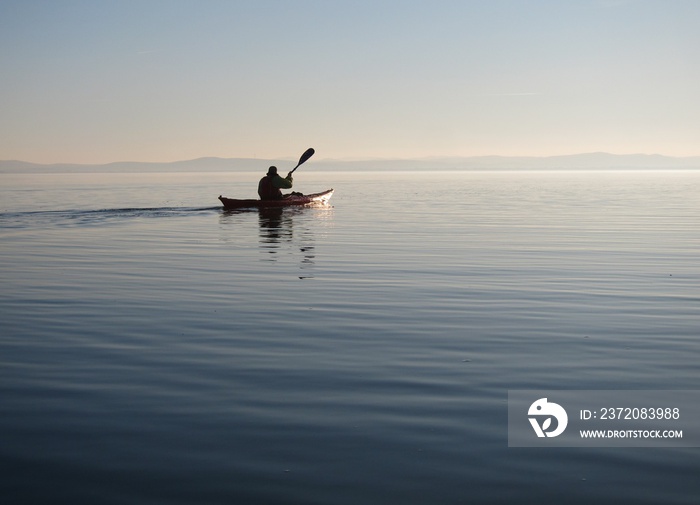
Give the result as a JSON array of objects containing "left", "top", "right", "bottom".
[{"left": 1, "top": 0, "right": 698, "bottom": 164}]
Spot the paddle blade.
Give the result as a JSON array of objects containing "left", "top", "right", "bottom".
[
  {"left": 298, "top": 148, "right": 315, "bottom": 166},
  {"left": 290, "top": 148, "right": 315, "bottom": 173}
]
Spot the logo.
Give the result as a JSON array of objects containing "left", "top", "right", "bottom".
[{"left": 528, "top": 398, "right": 568, "bottom": 437}]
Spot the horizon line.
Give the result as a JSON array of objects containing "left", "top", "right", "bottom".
[{"left": 4, "top": 151, "right": 700, "bottom": 167}]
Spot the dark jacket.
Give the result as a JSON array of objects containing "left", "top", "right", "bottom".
[{"left": 258, "top": 173, "right": 293, "bottom": 200}]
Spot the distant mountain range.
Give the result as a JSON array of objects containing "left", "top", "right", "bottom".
[{"left": 2, "top": 152, "right": 699, "bottom": 173}]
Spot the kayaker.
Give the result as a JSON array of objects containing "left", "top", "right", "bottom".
[{"left": 258, "top": 166, "right": 293, "bottom": 200}]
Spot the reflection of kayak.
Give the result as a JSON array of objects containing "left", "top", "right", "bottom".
[{"left": 218, "top": 189, "right": 334, "bottom": 210}]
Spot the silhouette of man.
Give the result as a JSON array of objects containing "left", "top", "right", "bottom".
[{"left": 258, "top": 166, "right": 293, "bottom": 200}]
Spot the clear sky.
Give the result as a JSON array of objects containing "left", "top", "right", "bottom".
[{"left": 1, "top": 0, "right": 698, "bottom": 164}]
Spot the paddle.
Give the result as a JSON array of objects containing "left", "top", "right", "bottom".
[{"left": 289, "top": 148, "right": 315, "bottom": 174}]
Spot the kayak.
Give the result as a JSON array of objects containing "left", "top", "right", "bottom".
[{"left": 218, "top": 189, "right": 334, "bottom": 210}]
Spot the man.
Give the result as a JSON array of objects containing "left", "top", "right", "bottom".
[{"left": 258, "top": 166, "right": 293, "bottom": 200}]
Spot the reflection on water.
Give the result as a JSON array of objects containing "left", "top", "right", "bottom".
[
  {"left": 220, "top": 206, "right": 323, "bottom": 279},
  {"left": 258, "top": 208, "right": 316, "bottom": 279},
  {"left": 258, "top": 208, "right": 292, "bottom": 254}
]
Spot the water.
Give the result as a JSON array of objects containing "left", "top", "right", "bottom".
[{"left": 1, "top": 169, "right": 699, "bottom": 504}]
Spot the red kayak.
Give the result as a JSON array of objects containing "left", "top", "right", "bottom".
[{"left": 218, "top": 189, "right": 334, "bottom": 210}]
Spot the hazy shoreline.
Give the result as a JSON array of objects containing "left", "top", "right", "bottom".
[{"left": 2, "top": 153, "right": 700, "bottom": 174}]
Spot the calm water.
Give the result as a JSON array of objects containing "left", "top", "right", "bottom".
[{"left": 1, "top": 170, "right": 699, "bottom": 504}]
